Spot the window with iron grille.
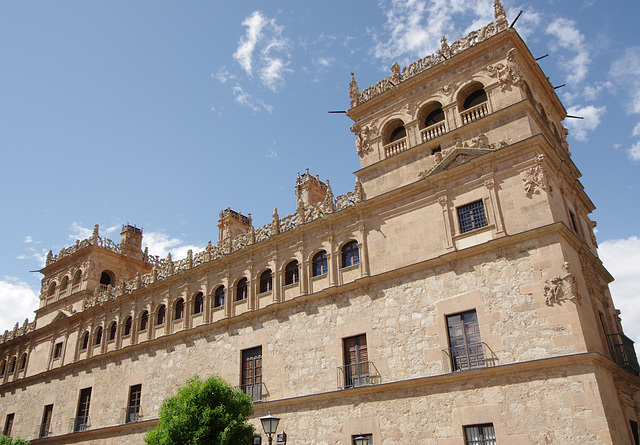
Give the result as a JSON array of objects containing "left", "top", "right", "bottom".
[
  {"left": 126, "top": 384, "right": 142, "bottom": 423},
  {"left": 343, "top": 334, "right": 369, "bottom": 388},
  {"left": 241, "top": 346, "right": 263, "bottom": 402},
  {"left": 446, "top": 310, "right": 484, "bottom": 371},
  {"left": 312, "top": 251, "right": 328, "bottom": 277},
  {"left": 457, "top": 200, "right": 488, "bottom": 233},
  {"left": 40, "top": 404, "right": 53, "bottom": 438},
  {"left": 352, "top": 434, "right": 373, "bottom": 444},
  {"left": 464, "top": 423, "right": 496, "bottom": 445},
  {"left": 284, "top": 261, "right": 299, "bottom": 285},
  {"left": 74, "top": 387, "right": 91, "bottom": 432},
  {"left": 341, "top": 241, "right": 360, "bottom": 268},
  {"left": 3, "top": 413, "right": 14, "bottom": 436}
]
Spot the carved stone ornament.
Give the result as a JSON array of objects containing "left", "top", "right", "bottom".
[
  {"left": 522, "top": 154, "right": 551, "bottom": 197},
  {"left": 486, "top": 48, "right": 522, "bottom": 92},
  {"left": 349, "top": 73, "right": 360, "bottom": 108},
  {"left": 543, "top": 262, "right": 580, "bottom": 306},
  {"left": 351, "top": 124, "right": 373, "bottom": 158}
]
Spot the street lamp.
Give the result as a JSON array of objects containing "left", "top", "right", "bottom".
[
  {"left": 260, "top": 412, "right": 280, "bottom": 445},
  {"left": 353, "top": 436, "right": 369, "bottom": 445}
]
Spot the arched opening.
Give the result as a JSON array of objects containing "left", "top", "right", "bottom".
[
  {"left": 285, "top": 260, "right": 299, "bottom": 285},
  {"left": 100, "top": 270, "right": 115, "bottom": 286},
  {"left": 193, "top": 293, "right": 204, "bottom": 314},
  {"left": 214, "top": 286, "right": 225, "bottom": 308},
  {"left": 156, "top": 305, "right": 166, "bottom": 325},
  {"left": 47, "top": 282, "right": 57, "bottom": 297},
  {"left": 384, "top": 119, "right": 406, "bottom": 145},
  {"left": 123, "top": 317, "right": 132, "bottom": 336},
  {"left": 8, "top": 357, "right": 16, "bottom": 374},
  {"left": 60, "top": 276, "right": 69, "bottom": 295},
  {"left": 260, "top": 270, "right": 272, "bottom": 293},
  {"left": 174, "top": 299, "right": 184, "bottom": 320},
  {"left": 80, "top": 331, "right": 89, "bottom": 350},
  {"left": 0, "top": 360, "right": 5, "bottom": 377},
  {"left": 458, "top": 83, "right": 488, "bottom": 125},
  {"left": 463, "top": 88, "right": 487, "bottom": 109},
  {"left": 18, "top": 353, "right": 27, "bottom": 371},
  {"left": 236, "top": 278, "right": 248, "bottom": 301},
  {"left": 341, "top": 241, "right": 360, "bottom": 268},
  {"left": 312, "top": 251, "right": 328, "bottom": 277},
  {"left": 72, "top": 270, "right": 82, "bottom": 287},
  {"left": 94, "top": 326, "right": 103, "bottom": 346},
  {"left": 108, "top": 321, "right": 117, "bottom": 341},
  {"left": 139, "top": 311, "right": 149, "bottom": 331}
]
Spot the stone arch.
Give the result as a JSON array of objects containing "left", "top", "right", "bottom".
[
  {"left": 99, "top": 270, "right": 116, "bottom": 286},
  {"left": 417, "top": 101, "right": 445, "bottom": 130},
  {"left": 382, "top": 118, "right": 406, "bottom": 145},
  {"left": 457, "top": 81, "right": 487, "bottom": 110}
]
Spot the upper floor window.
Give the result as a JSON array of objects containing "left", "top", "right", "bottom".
[
  {"left": 464, "top": 423, "right": 496, "bottom": 445},
  {"left": 139, "top": 311, "right": 149, "bottom": 331},
  {"left": 74, "top": 387, "right": 91, "bottom": 432},
  {"left": 285, "top": 260, "right": 299, "bottom": 285},
  {"left": 94, "top": 326, "right": 103, "bottom": 346},
  {"left": 236, "top": 278, "right": 248, "bottom": 301},
  {"left": 312, "top": 251, "right": 328, "bottom": 277},
  {"left": 48, "top": 282, "right": 57, "bottom": 297},
  {"left": 53, "top": 342, "right": 63, "bottom": 359},
  {"left": 125, "top": 384, "right": 142, "bottom": 424},
  {"left": 0, "top": 360, "right": 6, "bottom": 377},
  {"left": 214, "top": 286, "right": 225, "bottom": 308},
  {"left": 100, "top": 270, "right": 114, "bottom": 286},
  {"left": 123, "top": 317, "right": 132, "bottom": 337},
  {"left": 193, "top": 292, "right": 204, "bottom": 314},
  {"left": 341, "top": 241, "right": 360, "bottom": 268},
  {"left": 174, "top": 299, "right": 184, "bottom": 320},
  {"left": 446, "top": 310, "right": 484, "bottom": 372},
  {"left": 343, "top": 334, "right": 369, "bottom": 388},
  {"left": 463, "top": 88, "right": 487, "bottom": 109},
  {"left": 72, "top": 270, "right": 82, "bottom": 287},
  {"left": 457, "top": 200, "right": 488, "bottom": 233},
  {"left": 259, "top": 270, "right": 272, "bottom": 293},
  {"left": 60, "top": 276, "right": 69, "bottom": 294},
  {"left": 241, "top": 346, "right": 263, "bottom": 403},
  {"left": 80, "top": 331, "right": 89, "bottom": 351},
  {"left": 108, "top": 321, "right": 117, "bottom": 341},
  {"left": 18, "top": 353, "right": 27, "bottom": 371},
  {"left": 156, "top": 305, "right": 166, "bottom": 326},
  {"left": 8, "top": 357, "right": 16, "bottom": 374},
  {"left": 3, "top": 413, "right": 14, "bottom": 437}
]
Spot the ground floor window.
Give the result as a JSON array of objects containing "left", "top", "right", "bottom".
[{"left": 464, "top": 423, "right": 496, "bottom": 445}]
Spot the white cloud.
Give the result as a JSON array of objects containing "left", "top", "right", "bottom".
[
  {"left": 609, "top": 47, "right": 640, "bottom": 115},
  {"left": 629, "top": 141, "right": 640, "bottom": 162},
  {"left": 69, "top": 222, "right": 93, "bottom": 241},
  {"left": 633, "top": 122, "right": 640, "bottom": 137},
  {"left": 545, "top": 18, "right": 590, "bottom": 84},
  {"left": 599, "top": 237, "right": 640, "bottom": 355},
  {"left": 565, "top": 104, "right": 606, "bottom": 141},
  {"left": 266, "top": 149, "right": 278, "bottom": 159},
  {"left": 142, "top": 232, "right": 204, "bottom": 262},
  {"left": 233, "top": 11, "right": 291, "bottom": 91},
  {"left": 232, "top": 85, "right": 273, "bottom": 113},
  {"left": 0, "top": 278, "right": 39, "bottom": 332},
  {"left": 313, "top": 57, "right": 334, "bottom": 68},
  {"left": 213, "top": 66, "right": 236, "bottom": 84},
  {"left": 23, "top": 236, "right": 33, "bottom": 243}
]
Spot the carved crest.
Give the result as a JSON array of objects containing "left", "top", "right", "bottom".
[
  {"left": 522, "top": 154, "right": 551, "bottom": 197},
  {"left": 543, "top": 262, "right": 580, "bottom": 306}
]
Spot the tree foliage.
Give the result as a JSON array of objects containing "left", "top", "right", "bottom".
[
  {"left": 0, "top": 436, "right": 30, "bottom": 445},
  {"left": 145, "top": 375, "right": 255, "bottom": 445}
]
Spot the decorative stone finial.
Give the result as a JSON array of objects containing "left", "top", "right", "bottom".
[
  {"left": 494, "top": 0, "right": 508, "bottom": 31},
  {"left": 349, "top": 73, "right": 360, "bottom": 108}
]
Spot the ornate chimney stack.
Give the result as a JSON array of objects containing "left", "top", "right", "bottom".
[{"left": 119, "top": 224, "right": 144, "bottom": 260}]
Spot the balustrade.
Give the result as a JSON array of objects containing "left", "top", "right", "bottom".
[
  {"left": 421, "top": 121, "right": 447, "bottom": 142},
  {"left": 460, "top": 102, "right": 489, "bottom": 125},
  {"left": 384, "top": 137, "right": 407, "bottom": 158}
]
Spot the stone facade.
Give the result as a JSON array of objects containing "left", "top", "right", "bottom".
[{"left": 1, "top": 3, "right": 639, "bottom": 444}]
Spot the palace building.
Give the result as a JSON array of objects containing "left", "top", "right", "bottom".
[{"left": 1, "top": 2, "right": 639, "bottom": 444}]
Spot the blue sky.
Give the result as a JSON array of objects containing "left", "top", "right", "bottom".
[{"left": 1, "top": 1, "right": 639, "bottom": 350}]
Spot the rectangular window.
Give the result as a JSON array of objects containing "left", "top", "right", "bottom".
[
  {"left": 343, "top": 334, "right": 369, "bottom": 388},
  {"left": 74, "top": 387, "right": 91, "bottom": 432},
  {"left": 569, "top": 210, "right": 579, "bottom": 233},
  {"left": 446, "top": 310, "right": 485, "bottom": 371},
  {"left": 125, "top": 384, "right": 142, "bottom": 423},
  {"left": 3, "top": 413, "right": 14, "bottom": 436},
  {"left": 464, "top": 423, "right": 496, "bottom": 445},
  {"left": 40, "top": 404, "right": 53, "bottom": 438},
  {"left": 457, "top": 200, "right": 488, "bottom": 233},
  {"left": 53, "top": 342, "right": 63, "bottom": 360},
  {"left": 352, "top": 434, "right": 373, "bottom": 444},
  {"left": 631, "top": 420, "right": 639, "bottom": 445},
  {"left": 241, "top": 347, "right": 262, "bottom": 402}
]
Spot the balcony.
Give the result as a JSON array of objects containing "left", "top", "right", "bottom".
[
  {"left": 122, "top": 406, "right": 143, "bottom": 424},
  {"left": 384, "top": 137, "right": 407, "bottom": 158},
  {"left": 337, "top": 361, "right": 381, "bottom": 389},
  {"left": 236, "top": 382, "right": 267, "bottom": 403},
  {"left": 70, "top": 416, "right": 90, "bottom": 433},
  {"left": 420, "top": 121, "right": 447, "bottom": 143},
  {"left": 442, "top": 342, "right": 497, "bottom": 373},
  {"left": 35, "top": 424, "right": 51, "bottom": 439},
  {"left": 460, "top": 102, "right": 488, "bottom": 125},
  {"left": 606, "top": 333, "right": 640, "bottom": 376}
]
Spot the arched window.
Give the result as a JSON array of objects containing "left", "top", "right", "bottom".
[
  {"left": 108, "top": 321, "right": 117, "bottom": 341},
  {"left": 100, "top": 270, "right": 114, "bottom": 286},
  {"left": 341, "top": 241, "right": 360, "bottom": 268},
  {"left": 0, "top": 360, "right": 5, "bottom": 377},
  {"left": 463, "top": 88, "right": 487, "bottom": 109},
  {"left": 285, "top": 260, "right": 299, "bottom": 285},
  {"left": 94, "top": 326, "right": 103, "bottom": 346},
  {"left": 48, "top": 282, "right": 57, "bottom": 297},
  {"left": 193, "top": 293, "right": 204, "bottom": 314},
  {"left": 236, "top": 278, "right": 248, "bottom": 301},
  {"left": 259, "top": 270, "right": 272, "bottom": 293},
  {"left": 80, "top": 331, "right": 89, "bottom": 350},
  {"left": 72, "top": 269, "right": 82, "bottom": 286},
  {"left": 156, "top": 305, "right": 166, "bottom": 325},
  {"left": 312, "top": 251, "right": 328, "bottom": 277},
  {"left": 174, "top": 298, "right": 184, "bottom": 320},
  {"left": 8, "top": 357, "right": 16, "bottom": 374},
  {"left": 389, "top": 124, "right": 406, "bottom": 142},
  {"left": 124, "top": 317, "right": 132, "bottom": 336},
  {"left": 60, "top": 276, "right": 69, "bottom": 295},
  {"left": 139, "top": 311, "right": 149, "bottom": 331},
  {"left": 18, "top": 353, "right": 26, "bottom": 371},
  {"left": 214, "top": 286, "right": 225, "bottom": 308},
  {"left": 425, "top": 108, "right": 445, "bottom": 127}
]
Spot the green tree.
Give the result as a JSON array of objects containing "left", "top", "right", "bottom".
[
  {"left": 0, "top": 436, "right": 30, "bottom": 445},
  {"left": 145, "top": 375, "right": 255, "bottom": 445}
]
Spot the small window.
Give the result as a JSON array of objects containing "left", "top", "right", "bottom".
[
  {"left": 259, "top": 270, "right": 272, "bottom": 293},
  {"left": 99, "top": 271, "right": 113, "bottom": 286},
  {"left": 80, "top": 331, "right": 89, "bottom": 350},
  {"left": 8, "top": 357, "right": 16, "bottom": 374},
  {"left": 139, "top": 311, "right": 149, "bottom": 331},
  {"left": 48, "top": 282, "right": 57, "bottom": 297},
  {"left": 40, "top": 404, "right": 54, "bottom": 438},
  {"left": 174, "top": 298, "right": 184, "bottom": 320},
  {"left": 18, "top": 353, "right": 27, "bottom": 371},
  {"left": 341, "top": 241, "right": 360, "bottom": 268},
  {"left": 0, "top": 360, "right": 5, "bottom": 377},
  {"left": 214, "top": 286, "right": 225, "bottom": 308},
  {"left": 236, "top": 278, "right": 248, "bottom": 301},
  {"left": 108, "top": 322, "right": 117, "bottom": 341},
  {"left": 284, "top": 261, "right": 299, "bottom": 285},
  {"left": 464, "top": 423, "right": 496, "bottom": 445},
  {"left": 72, "top": 269, "right": 82, "bottom": 286},
  {"left": 3, "top": 413, "right": 14, "bottom": 436},
  {"left": 156, "top": 305, "right": 166, "bottom": 326},
  {"left": 53, "top": 342, "right": 63, "bottom": 359},
  {"left": 123, "top": 317, "right": 132, "bottom": 337},
  {"left": 352, "top": 434, "right": 373, "bottom": 445},
  {"left": 94, "top": 327, "right": 103, "bottom": 346},
  {"left": 126, "top": 384, "right": 142, "bottom": 423},
  {"left": 312, "top": 251, "right": 328, "bottom": 277},
  {"left": 569, "top": 210, "right": 580, "bottom": 234},
  {"left": 457, "top": 200, "right": 488, "bottom": 233},
  {"left": 463, "top": 89, "right": 487, "bottom": 109},
  {"left": 193, "top": 293, "right": 204, "bottom": 314},
  {"left": 60, "top": 276, "right": 69, "bottom": 294}
]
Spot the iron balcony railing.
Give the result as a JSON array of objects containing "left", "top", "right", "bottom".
[
  {"left": 122, "top": 406, "right": 143, "bottom": 424},
  {"left": 69, "top": 416, "right": 90, "bottom": 433},
  {"left": 442, "top": 342, "right": 497, "bottom": 373},
  {"left": 606, "top": 333, "right": 640, "bottom": 376},
  {"left": 236, "top": 382, "right": 267, "bottom": 403},
  {"left": 35, "top": 424, "right": 51, "bottom": 439},
  {"left": 337, "top": 361, "right": 381, "bottom": 390}
]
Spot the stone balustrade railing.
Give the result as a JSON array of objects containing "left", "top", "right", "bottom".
[
  {"left": 384, "top": 138, "right": 407, "bottom": 158},
  {"left": 421, "top": 122, "right": 447, "bottom": 143},
  {"left": 460, "top": 102, "right": 489, "bottom": 125}
]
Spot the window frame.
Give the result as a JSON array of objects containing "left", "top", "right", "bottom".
[
  {"left": 139, "top": 311, "right": 149, "bottom": 332},
  {"left": 40, "top": 404, "right": 53, "bottom": 438},
  {"left": 214, "top": 286, "right": 225, "bottom": 308},
  {"left": 312, "top": 251, "right": 328, "bottom": 277},
  {"left": 94, "top": 326, "right": 103, "bottom": 346},
  {"left": 108, "top": 322, "right": 117, "bottom": 341},
  {"left": 241, "top": 346, "right": 263, "bottom": 402},
  {"left": 463, "top": 423, "right": 496, "bottom": 445},
  {"left": 284, "top": 260, "right": 299, "bottom": 286},
  {"left": 156, "top": 305, "right": 166, "bottom": 326},
  {"left": 80, "top": 331, "right": 89, "bottom": 351},
  {"left": 123, "top": 317, "right": 132, "bottom": 337},
  {"left": 341, "top": 241, "right": 360, "bottom": 268},
  {"left": 174, "top": 298, "right": 184, "bottom": 321},
  {"left": 236, "top": 278, "right": 248, "bottom": 301},
  {"left": 259, "top": 270, "right": 272, "bottom": 293},
  {"left": 53, "top": 342, "right": 63, "bottom": 359},
  {"left": 457, "top": 200, "right": 488, "bottom": 234},
  {"left": 126, "top": 384, "right": 142, "bottom": 423},
  {"left": 3, "top": 413, "right": 14, "bottom": 437},
  {"left": 446, "top": 310, "right": 485, "bottom": 372},
  {"left": 193, "top": 292, "right": 204, "bottom": 314}
]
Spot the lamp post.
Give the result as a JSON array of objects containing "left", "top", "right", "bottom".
[
  {"left": 260, "top": 412, "right": 280, "bottom": 445},
  {"left": 353, "top": 436, "right": 368, "bottom": 445}
]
